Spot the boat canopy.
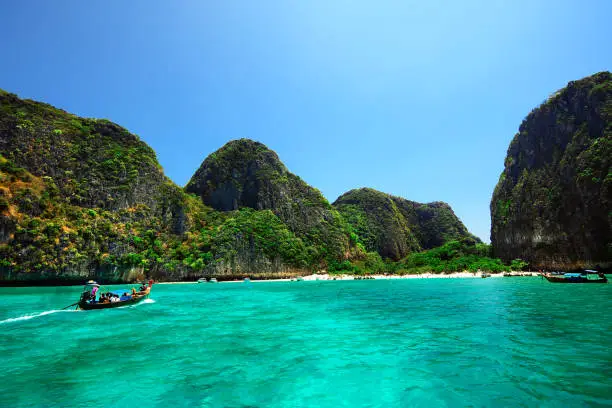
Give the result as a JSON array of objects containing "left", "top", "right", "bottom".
[
  {"left": 585, "top": 269, "right": 598, "bottom": 273},
  {"left": 84, "top": 281, "right": 100, "bottom": 287},
  {"left": 563, "top": 273, "right": 583, "bottom": 278}
]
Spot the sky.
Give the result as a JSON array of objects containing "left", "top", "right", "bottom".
[{"left": 1, "top": 1, "right": 611, "bottom": 242}]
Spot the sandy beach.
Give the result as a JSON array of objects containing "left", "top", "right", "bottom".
[
  {"left": 298, "top": 272, "right": 538, "bottom": 281},
  {"left": 157, "top": 271, "right": 538, "bottom": 284}
]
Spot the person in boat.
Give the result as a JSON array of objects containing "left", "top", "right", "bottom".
[
  {"left": 139, "top": 283, "right": 147, "bottom": 292},
  {"left": 91, "top": 285, "right": 99, "bottom": 302}
]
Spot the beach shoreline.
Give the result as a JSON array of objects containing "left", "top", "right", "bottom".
[{"left": 156, "top": 271, "right": 538, "bottom": 284}]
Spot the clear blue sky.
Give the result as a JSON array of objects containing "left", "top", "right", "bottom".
[{"left": 1, "top": 1, "right": 611, "bottom": 242}]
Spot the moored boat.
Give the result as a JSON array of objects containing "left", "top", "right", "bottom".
[
  {"left": 77, "top": 280, "right": 153, "bottom": 310},
  {"left": 197, "top": 278, "right": 207, "bottom": 283},
  {"left": 543, "top": 270, "right": 607, "bottom": 284},
  {"left": 209, "top": 278, "right": 218, "bottom": 283}
]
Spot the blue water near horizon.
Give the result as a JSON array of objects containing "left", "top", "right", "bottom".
[{"left": 1, "top": 278, "right": 611, "bottom": 407}]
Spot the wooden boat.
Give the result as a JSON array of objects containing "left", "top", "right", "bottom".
[
  {"left": 77, "top": 280, "right": 153, "bottom": 310},
  {"left": 543, "top": 270, "right": 607, "bottom": 284},
  {"left": 481, "top": 273, "right": 490, "bottom": 278}
]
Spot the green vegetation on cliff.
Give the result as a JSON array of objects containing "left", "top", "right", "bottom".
[
  {"left": 491, "top": 72, "right": 612, "bottom": 270},
  {"left": 328, "top": 238, "right": 526, "bottom": 275},
  {"left": 333, "top": 188, "right": 478, "bottom": 261},
  {"left": 400, "top": 239, "right": 523, "bottom": 274},
  {"left": 0, "top": 89, "right": 494, "bottom": 283},
  {"left": 0, "top": 92, "right": 362, "bottom": 282},
  {"left": 0, "top": 92, "right": 165, "bottom": 212},
  {"left": 185, "top": 139, "right": 356, "bottom": 263}
]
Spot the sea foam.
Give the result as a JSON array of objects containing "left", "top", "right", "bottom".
[{"left": 0, "top": 309, "right": 78, "bottom": 325}]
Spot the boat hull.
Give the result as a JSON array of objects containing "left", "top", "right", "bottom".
[
  {"left": 78, "top": 287, "right": 151, "bottom": 310},
  {"left": 543, "top": 275, "right": 607, "bottom": 283},
  {"left": 79, "top": 296, "right": 147, "bottom": 310}
]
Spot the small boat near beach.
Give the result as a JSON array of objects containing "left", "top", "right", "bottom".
[
  {"left": 543, "top": 270, "right": 607, "bottom": 284},
  {"left": 481, "top": 273, "right": 490, "bottom": 278},
  {"left": 76, "top": 280, "right": 153, "bottom": 310},
  {"left": 197, "top": 277, "right": 218, "bottom": 283}
]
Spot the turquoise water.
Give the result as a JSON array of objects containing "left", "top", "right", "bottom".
[{"left": 1, "top": 278, "right": 611, "bottom": 407}]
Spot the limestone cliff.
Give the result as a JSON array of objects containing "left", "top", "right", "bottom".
[
  {"left": 333, "top": 188, "right": 477, "bottom": 260},
  {"left": 0, "top": 92, "right": 351, "bottom": 284},
  {"left": 0, "top": 89, "right": 192, "bottom": 283},
  {"left": 490, "top": 72, "right": 611, "bottom": 270},
  {"left": 185, "top": 139, "right": 353, "bottom": 261}
]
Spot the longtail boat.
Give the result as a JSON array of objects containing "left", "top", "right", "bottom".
[
  {"left": 543, "top": 270, "right": 607, "bottom": 284},
  {"left": 76, "top": 280, "right": 153, "bottom": 310}
]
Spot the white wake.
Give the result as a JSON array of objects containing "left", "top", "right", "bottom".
[
  {"left": 119, "top": 298, "right": 156, "bottom": 309},
  {"left": 0, "top": 309, "right": 78, "bottom": 325}
]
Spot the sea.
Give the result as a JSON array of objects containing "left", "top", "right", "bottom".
[{"left": 1, "top": 278, "right": 610, "bottom": 407}]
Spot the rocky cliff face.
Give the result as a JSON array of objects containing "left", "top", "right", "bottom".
[
  {"left": 333, "top": 188, "right": 477, "bottom": 260},
  {"left": 0, "top": 89, "right": 194, "bottom": 283},
  {"left": 491, "top": 72, "right": 611, "bottom": 270},
  {"left": 185, "top": 139, "right": 353, "bottom": 260},
  {"left": 0, "top": 93, "right": 353, "bottom": 284},
  {"left": 0, "top": 91, "right": 168, "bottom": 213}
]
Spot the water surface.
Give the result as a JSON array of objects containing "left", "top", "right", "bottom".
[{"left": 1, "top": 278, "right": 610, "bottom": 407}]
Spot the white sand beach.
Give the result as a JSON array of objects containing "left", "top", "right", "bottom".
[{"left": 158, "top": 271, "right": 538, "bottom": 284}]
